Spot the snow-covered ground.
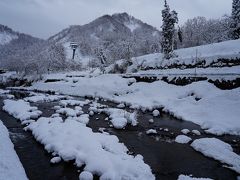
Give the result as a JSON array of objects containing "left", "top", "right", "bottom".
[
  {"left": 0, "top": 120, "right": 28, "bottom": 180},
  {"left": 191, "top": 138, "right": 240, "bottom": 174},
  {"left": 25, "top": 73, "right": 240, "bottom": 135},
  {"left": 127, "top": 39, "right": 240, "bottom": 72}
]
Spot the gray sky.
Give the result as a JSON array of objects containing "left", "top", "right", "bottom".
[{"left": 0, "top": 0, "right": 232, "bottom": 39}]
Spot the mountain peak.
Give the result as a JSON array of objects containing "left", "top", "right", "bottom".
[{"left": 112, "top": 12, "right": 130, "bottom": 17}]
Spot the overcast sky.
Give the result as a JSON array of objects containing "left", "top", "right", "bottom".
[{"left": 0, "top": 0, "right": 232, "bottom": 39}]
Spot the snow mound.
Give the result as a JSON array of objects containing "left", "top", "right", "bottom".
[
  {"left": 191, "top": 138, "right": 240, "bottom": 173},
  {"left": 0, "top": 120, "right": 28, "bottom": 180},
  {"left": 27, "top": 117, "right": 154, "bottom": 179},
  {"left": 3, "top": 99, "right": 42, "bottom": 122}
]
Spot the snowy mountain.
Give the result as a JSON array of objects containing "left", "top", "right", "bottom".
[
  {"left": 0, "top": 25, "right": 18, "bottom": 45},
  {"left": 0, "top": 24, "right": 41, "bottom": 48},
  {"left": 49, "top": 13, "right": 161, "bottom": 66},
  {"left": 0, "top": 24, "right": 44, "bottom": 70},
  {"left": 0, "top": 13, "right": 162, "bottom": 72}
]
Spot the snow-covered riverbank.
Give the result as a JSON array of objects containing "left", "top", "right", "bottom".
[
  {"left": 22, "top": 73, "right": 240, "bottom": 136},
  {"left": 0, "top": 120, "right": 28, "bottom": 180}
]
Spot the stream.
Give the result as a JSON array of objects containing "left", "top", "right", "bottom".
[{"left": 0, "top": 90, "right": 239, "bottom": 180}]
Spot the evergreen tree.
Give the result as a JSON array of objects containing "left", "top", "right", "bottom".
[
  {"left": 161, "top": 0, "right": 178, "bottom": 59},
  {"left": 231, "top": 0, "right": 240, "bottom": 39}
]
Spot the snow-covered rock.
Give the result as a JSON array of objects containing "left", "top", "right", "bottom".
[
  {"left": 50, "top": 157, "right": 61, "bottom": 164},
  {"left": 175, "top": 135, "right": 192, "bottom": 144},
  {"left": 149, "top": 119, "right": 154, "bottom": 123},
  {"left": 110, "top": 117, "right": 127, "bottom": 129},
  {"left": 146, "top": 129, "right": 157, "bottom": 135},
  {"left": 89, "top": 111, "right": 94, "bottom": 116},
  {"left": 191, "top": 138, "right": 240, "bottom": 173},
  {"left": 181, "top": 129, "right": 190, "bottom": 134},
  {"left": 152, "top": 110, "right": 160, "bottom": 117},
  {"left": 192, "top": 130, "right": 201, "bottom": 136},
  {"left": 79, "top": 171, "right": 93, "bottom": 180},
  {"left": 101, "top": 108, "right": 137, "bottom": 129},
  {"left": 164, "top": 128, "right": 169, "bottom": 132}
]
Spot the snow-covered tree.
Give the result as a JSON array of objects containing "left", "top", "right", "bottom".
[
  {"left": 231, "top": 0, "right": 240, "bottom": 39},
  {"left": 180, "top": 16, "right": 231, "bottom": 48},
  {"left": 95, "top": 48, "right": 107, "bottom": 65},
  {"left": 161, "top": 0, "right": 178, "bottom": 59}
]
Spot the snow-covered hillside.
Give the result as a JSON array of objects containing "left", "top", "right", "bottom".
[
  {"left": 0, "top": 32, "right": 18, "bottom": 46},
  {"left": 125, "top": 39, "right": 240, "bottom": 73}
]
